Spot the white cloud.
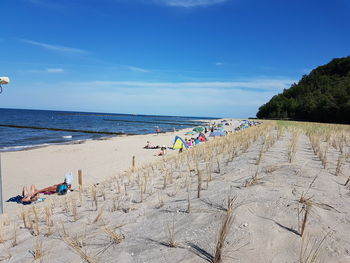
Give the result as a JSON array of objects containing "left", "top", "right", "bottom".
[
  {"left": 64, "top": 79, "right": 294, "bottom": 92},
  {"left": 155, "top": 0, "right": 229, "bottom": 8},
  {"left": 19, "top": 39, "right": 87, "bottom": 54},
  {"left": 123, "top": 65, "right": 150, "bottom": 73},
  {"left": 46, "top": 68, "right": 64, "bottom": 73},
  {"left": 18, "top": 68, "right": 64, "bottom": 74}
]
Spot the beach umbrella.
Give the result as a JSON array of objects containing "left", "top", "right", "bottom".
[{"left": 193, "top": 127, "right": 204, "bottom": 133}]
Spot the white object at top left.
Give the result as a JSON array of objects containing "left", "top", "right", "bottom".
[{"left": 0, "top": 77, "right": 10, "bottom": 85}]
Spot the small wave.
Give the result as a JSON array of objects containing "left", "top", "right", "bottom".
[
  {"left": 0, "top": 143, "right": 51, "bottom": 152},
  {"left": 62, "top": 135, "right": 72, "bottom": 139}
]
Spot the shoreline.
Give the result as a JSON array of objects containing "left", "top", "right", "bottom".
[{"left": 0, "top": 119, "right": 215, "bottom": 153}]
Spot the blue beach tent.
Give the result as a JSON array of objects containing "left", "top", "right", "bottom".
[{"left": 209, "top": 131, "right": 226, "bottom": 137}]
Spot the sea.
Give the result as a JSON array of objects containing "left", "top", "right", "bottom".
[{"left": 0, "top": 108, "right": 217, "bottom": 152}]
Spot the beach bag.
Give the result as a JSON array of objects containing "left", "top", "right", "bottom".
[{"left": 57, "top": 184, "right": 68, "bottom": 195}]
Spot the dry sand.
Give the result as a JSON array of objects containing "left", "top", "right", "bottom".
[
  {"left": 1, "top": 125, "right": 210, "bottom": 214},
  {"left": 1, "top": 121, "right": 350, "bottom": 263}
]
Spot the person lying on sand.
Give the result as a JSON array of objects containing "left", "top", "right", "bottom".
[
  {"left": 157, "top": 145, "right": 167, "bottom": 156},
  {"left": 21, "top": 172, "right": 73, "bottom": 203},
  {"left": 21, "top": 185, "right": 40, "bottom": 203},
  {"left": 144, "top": 141, "right": 159, "bottom": 149}
]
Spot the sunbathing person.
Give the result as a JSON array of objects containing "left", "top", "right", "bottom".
[
  {"left": 144, "top": 141, "right": 159, "bottom": 149},
  {"left": 21, "top": 173, "right": 73, "bottom": 203},
  {"left": 21, "top": 185, "right": 40, "bottom": 203},
  {"left": 158, "top": 145, "right": 167, "bottom": 156}
]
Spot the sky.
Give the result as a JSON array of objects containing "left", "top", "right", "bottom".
[{"left": 1, "top": 0, "right": 349, "bottom": 118}]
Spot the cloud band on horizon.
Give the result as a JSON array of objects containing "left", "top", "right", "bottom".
[{"left": 63, "top": 79, "right": 295, "bottom": 92}]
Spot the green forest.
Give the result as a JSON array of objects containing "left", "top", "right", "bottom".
[{"left": 256, "top": 56, "right": 350, "bottom": 124}]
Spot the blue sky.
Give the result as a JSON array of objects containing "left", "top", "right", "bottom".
[{"left": 1, "top": 0, "right": 349, "bottom": 117}]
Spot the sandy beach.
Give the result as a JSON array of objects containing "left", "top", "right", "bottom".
[
  {"left": 0, "top": 120, "right": 350, "bottom": 262},
  {"left": 1, "top": 124, "right": 213, "bottom": 214}
]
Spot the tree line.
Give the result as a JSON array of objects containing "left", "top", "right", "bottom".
[{"left": 256, "top": 56, "right": 350, "bottom": 124}]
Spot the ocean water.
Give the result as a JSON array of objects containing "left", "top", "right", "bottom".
[{"left": 0, "top": 108, "right": 216, "bottom": 151}]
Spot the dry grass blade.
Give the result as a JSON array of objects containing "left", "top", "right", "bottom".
[
  {"left": 197, "top": 169, "right": 202, "bottom": 199},
  {"left": 319, "top": 146, "right": 328, "bottom": 169},
  {"left": 299, "top": 231, "right": 331, "bottom": 263},
  {"left": 187, "top": 192, "right": 191, "bottom": 213},
  {"left": 21, "top": 209, "right": 28, "bottom": 229},
  {"left": 103, "top": 226, "right": 125, "bottom": 244},
  {"left": 213, "top": 197, "right": 235, "bottom": 263},
  {"left": 0, "top": 222, "right": 5, "bottom": 244},
  {"left": 344, "top": 176, "right": 350, "bottom": 187},
  {"left": 335, "top": 154, "right": 344, "bottom": 176},
  {"left": 29, "top": 239, "right": 44, "bottom": 263},
  {"left": 70, "top": 197, "right": 79, "bottom": 222},
  {"left": 164, "top": 220, "right": 178, "bottom": 248},
  {"left": 93, "top": 205, "right": 105, "bottom": 223},
  {"left": 156, "top": 192, "right": 164, "bottom": 209},
  {"left": 263, "top": 165, "right": 279, "bottom": 174},
  {"left": 32, "top": 206, "right": 40, "bottom": 236},
  {"left": 216, "top": 159, "right": 221, "bottom": 174},
  {"left": 12, "top": 224, "right": 18, "bottom": 247},
  {"left": 288, "top": 131, "right": 299, "bottom": 163},
  {"left": 255, "top": 143, "right": 264, "bottom": 165},
  {"left": 91, "top": 186, "right": 98, "bottom": 210},
  {"left": 63, "top": 235, "right": 96, "bottom": 263},
  {"left": 299, "top": 203, "right": 310, "bottom": 237},
  {"left": 44, "top": 205, "right": 53, "bottom": 227},
  {"left": 244, "top": 169, "right": 262, "bottom": 187},
  {"left": 96, "top": 226, "right": 125, "bottom": 256}
]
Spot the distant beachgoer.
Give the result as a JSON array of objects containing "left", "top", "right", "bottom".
[
  {"left": 144, "top": 141, "right": 159, "bottom": 149},
  {"left": 158, "top": 145, "right": 167, "bottom": 156},
  {"left": 156, "top": 127, "right": 160, "bottom": 135},
  {"left": 184, "top": 138, "right": 190, "bottom": 147},
  {"left": 179, "top": 144, "right": 184, "bottom": 153},
  {"left": 187, "top": 139, "right": 192, "bottom": 147}
]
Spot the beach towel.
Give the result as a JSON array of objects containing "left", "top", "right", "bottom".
[
  {"left": 6, "top": 195, "right": 46, "bottom": 205},
  {"left": 6, "top": 195, "right": 31, "bottom": 205}
]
